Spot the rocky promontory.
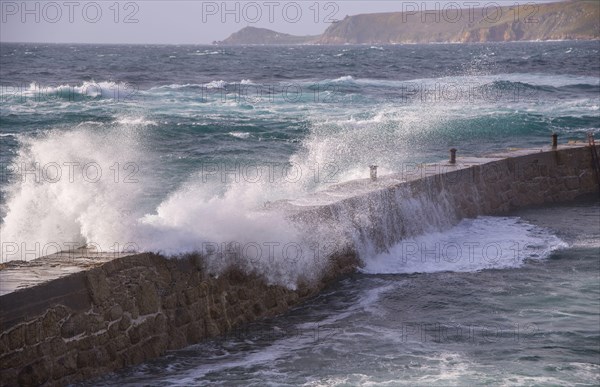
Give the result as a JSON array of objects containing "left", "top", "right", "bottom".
[
  {"left": 217, "top": 1, "right": 599, "bottom": 45},
  {"left": 216, "top": 26, "right": 318, "bottom": 45}
]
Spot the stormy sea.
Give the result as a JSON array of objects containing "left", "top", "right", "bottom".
[{"left": 1, "top": 41, "right": 599, "bottom": 385}]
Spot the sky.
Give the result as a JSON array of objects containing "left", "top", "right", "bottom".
[{"left": 0, "top": 0, "right": 563, "bottom": 44}]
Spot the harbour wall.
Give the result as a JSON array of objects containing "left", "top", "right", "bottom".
[{"left": 0, "top": 144, "right": 598, "bottom": 386}]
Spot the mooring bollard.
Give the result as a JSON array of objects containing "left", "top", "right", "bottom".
[
  {"left": 370, "top": 165, "right": 378, "bottom": 181},
  {"left": 552, "top": 133, "right": 558, "bottom": 149},
  {"left": 449, "top": 148, "right": 457, "bottom": 164}
]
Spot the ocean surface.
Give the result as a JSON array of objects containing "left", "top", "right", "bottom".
[{"left": 1, "top": 41, "right": 599, "bottom": 385}]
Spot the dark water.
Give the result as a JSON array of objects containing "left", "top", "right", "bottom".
[{"left": 1, "top": 41, "right": 599, "bottom": 385}]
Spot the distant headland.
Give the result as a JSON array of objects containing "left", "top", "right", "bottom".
[{"left": 215, "top": 0, "right": 599, "bottom": 45}]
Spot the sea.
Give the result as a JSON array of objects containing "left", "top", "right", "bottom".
[{"left": 0, "top": 41, "right": 599, "bottom": 385}]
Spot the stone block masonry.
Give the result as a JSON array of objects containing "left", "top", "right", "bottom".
[{"left": 0, "top": 253, "right": 358, "bottom": 386}]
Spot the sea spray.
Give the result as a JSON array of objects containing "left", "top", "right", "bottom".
[
  {"left": 0, "top": 121, "right": 149, "bottom": 261},
  {"left": 285, "top": 179, "right": 461, "bottom": 262},
  {"left": 0, "top": 105, "right": 494, "bottom": 288},
  {"left": 1, "top": 113, "right": 466, "bottom": 288},
  {"left": 0, "top": 118, "right": 342, "bottom": 287},
  {"left": 133, "top": 179, "right": 334, "bottom": 288}
]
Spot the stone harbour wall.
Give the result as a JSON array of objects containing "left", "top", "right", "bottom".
[
  {"left": 286, "top": 145, "right": 600, "bottom": 254},
  {"left": 0, "top": 144, "right": 598, "bottom": 386},
  {"left": 0, "top": 253, "right": 358, "bottom": 386}
]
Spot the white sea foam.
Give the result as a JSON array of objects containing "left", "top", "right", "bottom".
[
  {"left": 151, "top": 83, "right": 199, "bottom": 90},
  {"left": 150, "top": 80, "right": 254, "bottom": 91},
  {"left": 314, "top": 73, "right": 599, "bottom": 90},
  {"left": 362, "top": 216, "right": 567, "bottom": 275},
  {"left": 113, "top": 117, "right": 158, "bottom": 126},
  {"left": 190, "top": 50, "right": 221, "bottom": 56},
  {"left": 205, "top": 80, "right": 227, "bottom": 89},
  {"left": 331, "top": 75, "right": 355, "bottom": 83},
  {"left": 21, "top": 81, "right": 135, "bottom": 100},
  {"left": 133, "top": 179, "right": 327, "bottom": 287},
  {"left": 228, "top": 131, "right": 250, "bottom": 139}
]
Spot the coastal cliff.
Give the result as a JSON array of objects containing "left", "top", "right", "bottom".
[{"left": 218, "top": 1, "right": 599, "bottom": 45}]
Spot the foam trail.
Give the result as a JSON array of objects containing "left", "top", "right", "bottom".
[
  {"left": 20, "top": 81, "right": 136, "bottom": 100},
  {"left": 362, "top": 216, "right": 567, "bottom": 274}
]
